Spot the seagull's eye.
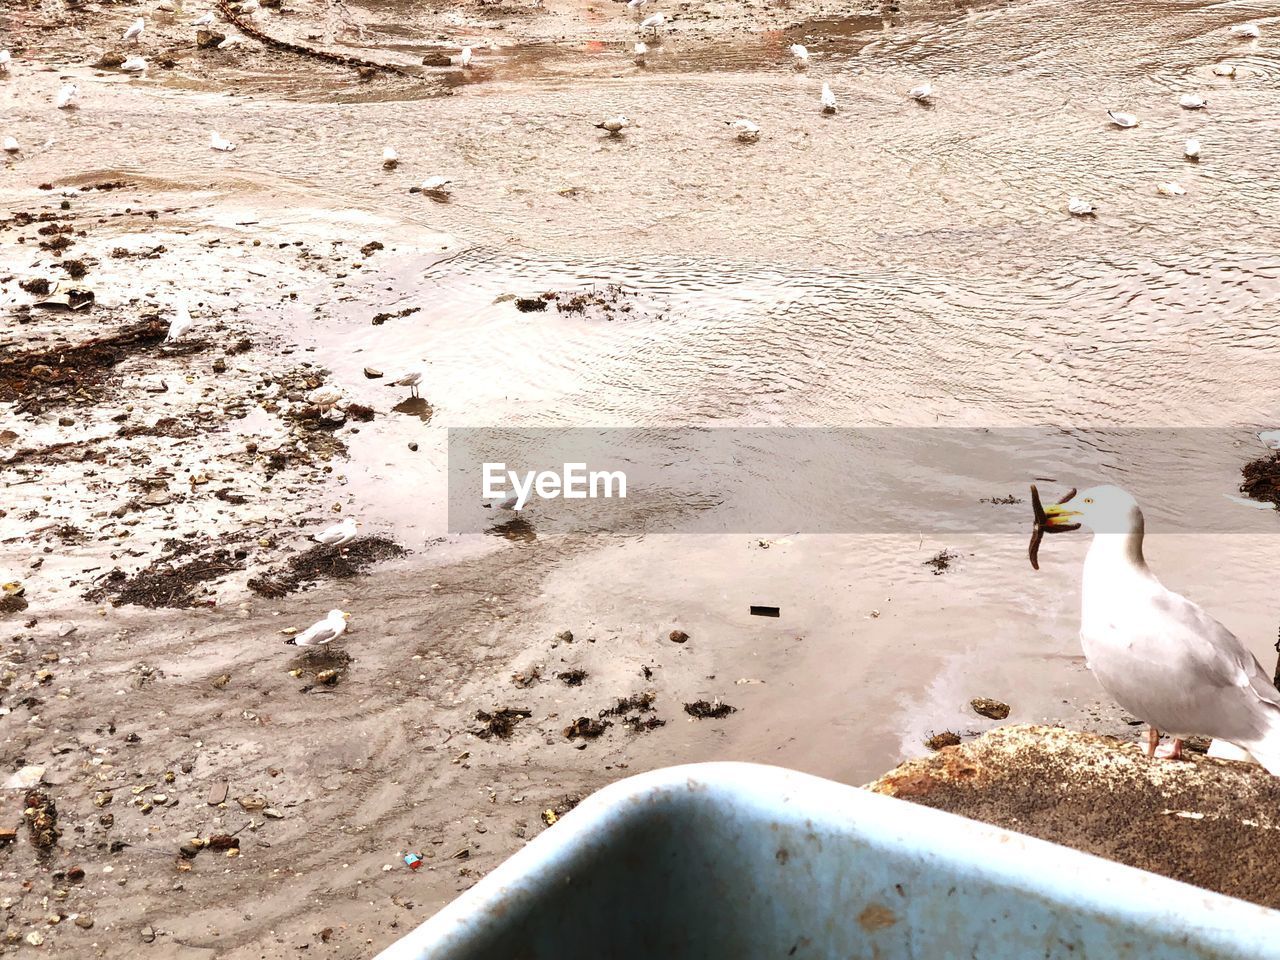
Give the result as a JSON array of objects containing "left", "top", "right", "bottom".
[{"left": 1083, "top": 498, "right": 1093, "bottom": 504}]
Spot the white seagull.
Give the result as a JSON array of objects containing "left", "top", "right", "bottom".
[
  {"left": 210, "top": 131, "right": 236, "bottom": 151},
  {"left": 1067, "top": 197, "right": 1095, "bottom": 216},
  {"left": 640, "top": 13, "right": 666, "bottom": 33},
  {"left": 1107, "top": 110, "right": 1137, "bottom": 128},
  {"left": 627, "top": 0, "right": 649, "bottom": 9},
  {"left": 3, "top": 136, "right": 19, "bottom": 153},
  {"left": 726, "top": 118, "right": 760, "bottom": 142},
  {"left": 55, "top": 83, "right": 79, "bottom": 110},
  {"left": 240, "top": 0, "right": 261, "bottom": 12},
  {"left": 192, "top": 11, "right": 215, "bottom": 26},
  {"left": 389, "top": 370, "right": 425, "bottom": 397},
  {"left": 1184, "top": 137, "right": 1201, "bottom": 160},
  {"left": 820, "top": 82, "right": 837, "bottom": 114},
  {"left": 1212, "top": 63, "right": 1236, "bottom": 77},
  {"left": 0, "top": 51, "right": 11, "bottom": 75},
  {"left": 909, "top": 81, "right": 932, "bottom": 101},
  {"left": 285, "top": 609, "right": 349, "bottom": 647},
  {"left": 595, "top": 115, "right": 630, "bottom": 135},
  {"left": 1230, "top": 23, "right": 1261, "bottom": 39},
  {"left": 634, "top": 41, "right": 648, "bottom": 64},
  {"left": 459, "top": 46, "right": 473, "bottom": 68},
  {"left": 1179, "top": 93, "right": 1207, "bottom": 110},
  {"left": 121, "top": 56, "right": 148, "bottom": 72},
  {"left": 314, "top": 517, "right": 358, "bottom": 547},
  {"left": 166, "top": 299, "right": 195, "bottom": 341},
  {"left": 382, "top": 145, "right": 399, "bottom": 169},
  {"left": 420, "top": 175, "right": 452, "bottom": 197},
  {"left": 123, "top": 18, "right": 145, "bottom": 42},
  {"left": 789, "top": 43, "right": 809, "bottom": 67},
  {"left": 1157, "top": 181, "right": 1186, "bottom": 196},
  {"left": 1037, "top": 485, "right": 1280, "bottom": 773}
]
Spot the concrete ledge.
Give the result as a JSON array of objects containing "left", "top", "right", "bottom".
[{"left": 866, "top": 724, "right": 1280, "bottom": 910}]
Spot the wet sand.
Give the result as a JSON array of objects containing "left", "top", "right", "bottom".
[{"left": 4, "top": 0, "right": 1280, "bottom": 954}]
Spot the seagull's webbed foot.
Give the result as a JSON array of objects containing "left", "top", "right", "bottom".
[{"left": 1154, "top": 738, "right": 1186, "bottom": 760}]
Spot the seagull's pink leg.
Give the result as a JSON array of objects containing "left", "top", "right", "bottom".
[
  {"left": 1147, "top": 726, "right": 1160, "bottom": 758},
  {"left": 1154, "top": 738, "right": 1185, "bottom": 760}
]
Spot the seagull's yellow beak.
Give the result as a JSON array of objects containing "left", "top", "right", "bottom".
[
  {"left": 1041, "top": 500, "right": 1081, "bottom": 529},
  {"left": 341, "top": 611, "right": 350, "bottom": 619}
]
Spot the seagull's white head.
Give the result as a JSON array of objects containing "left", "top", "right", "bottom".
[
  {"left": 329, "top": 608, "right": 350, "bottom": 621},
  {"left": 1044, "top": 484, "right": 1142, "bottom": 535}
]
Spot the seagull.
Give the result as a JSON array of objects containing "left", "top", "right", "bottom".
[
  {"left": 726, "top": 118, "right": 760, "bottom": 142},
  {"left": 55, "top": 83, "right": 78, "bottom": 110},
  {"left": 382, "top": 145, "right": 398, "bottom": 169},
  {"left": 789, "top": 43, "right": 809, "bottom": 67},
  {"left": 1157, "top": 181, "right": 1186, "bottom": 196},
  {"left": 192, "top": 11, "right": 215, "bottom": 25},
  {"left": 3, "top": 136, "right": 18, "bottom": 153},
  {"left": 121, "top": 56, "right": 148, "bottom": 72},
  {"left": 1230, "top": 23, "right": 1260, "bottom": 38},
  {"left": 240, "top": 0, "right": 260, "bottom": 12},
  {"left": 123, "top": 18, "right": 145, "bottom": 42},
  {"left": 210, "top": 131, "right": 236, "bottom": 151},
  {"left": 420, "top": 175, "right": 452, "bottom": 197},
  {"left": 1184, "top": 137, "right": 1201, "bottom": 160},
  {"left": 0, "top": 51, "right": 11, "bottom": 75},
  {"left": 313, "top": 517, "right": 358, "bottom": 547},
  {"left": 909, "top": 81, "right": 932, "bottom": 101},
  {"left": 165, "top": 299, "right": 195, "bottom": 341},
  {"left": 1036, "top": 485, "right": 1280, "bottom": 773},
  {"left": 459, "top": 46, "right": 472, "bottom": 68},
  {"left": 285, "top": 609, "right": 349, "bottom": 647},
  {"left": 1067, "top": 197, "right": 1095, "bottom": 216},
  {"left": 1107, "top": 110, "right": 1137, "bottom": 128},
  {"left": 627, "top": 0, "right": 649, "bottom": 9},
  {"left": 1179, "top": 93, "right": 1207, "bottom": 110},
  {"left": 634, "top": 41, "right": 648, "bottom": 64},
  {"left": 217, "top": 37, "right": 240, "bottom": 49},
  {"left": 640, "top": 13, "right": 666, "bottom": 33},
  {"left": 388, "top": 370, "right": 425, "bottom": 397},
  {"left": 595, "top": 115, "right": 629, "bottom": 135},
  {"left": 820, "top": 82, "right": 837, "bottom": 114},
  {"left": 1213, "top": 63, "right": 1236, "bottom": 77}
]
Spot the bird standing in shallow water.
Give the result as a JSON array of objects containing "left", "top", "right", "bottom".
[
  {"left": 389, "top": 370, "right": 425, "bottom": 398},
  {"left": 1107, "top": 109, "right": 1137, "bottom": 128},
  {"left": 595, "top": 115, "right": 629, "bottom": 135},
  {"left": 1037, "top": 485, "right": 1280, "bottom": 774},
  {"left": 121, "top": 56, "right": 148, "bottom": 72},
  {"left": 909, "top": 81, "right": 932, "bottom": 102},
  {"left": 820, "top": 82, "right": 837, "bottom": 114},
  {"left": 166, "top": 299, "right": 195, "bottom": 341},
  {"left": 0, "top": 51, "right": 12, "bottom": 75},
  {"left": 382, "top": 145, "right": 398, "bottom": 169},
  {"left": 286, "top": 609, "right": 349, "bottom": 647},
  {"left": 1184, "top": 137, "right": 1201, "bottom": 160},
  {"left": 123, "top": 18, "right": 145, "bottom": 42},
  {"left": 55, "top": 83, "right": 78, "bottom": 110},
  {"left": 726, "top": 118, "right": 760, "bottom": 142},
  {"left": 634, "top": 41, "right": 648, "bottom": 65}
]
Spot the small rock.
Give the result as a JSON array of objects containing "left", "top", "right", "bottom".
[
  {"left": 4, "top": 765, "right": 45, "bottom": 789},
  {"left": 141, "top": 924, "right": 155, "bottom": 943},
  {"left": 262, "top": 807, "right": 284, "bottom": 819},
  {"left": 421, "top": 52, "right": 453, "bottom": 66},
  {"left": 212, "top": 358, "right": 227, "bottom": 374},
  {"left": 74, "top": 915, "right": 94, "bottom": 929},
  {"left": 669, "top": 630, "right": 689, "bottom": 644},
  {"left": 95, "top": 51, "right": 126, "bottom": 69},
  {"left": 26, "top": 931, "right": 44, "bottom": 946},
  {"left": 211, "top": 674, "right": 230, "bottom": 689},
  {"left": 196, "top": 29, "right": 226, "bottom": 49},
  {"left": 970, "top": 697, "right": 1010, "bottom": 721},
  {"left": 408, "top": 442, "right": 418, "bottom": 451},
  {"left": 363, "top": 367, "right": 383, "bottom": 379},
  {"left": 925, "top": 731, "right": 962, "bottom": 751},
  {"left": 555, "top": 630, "right": 573, "bottom": 643}
]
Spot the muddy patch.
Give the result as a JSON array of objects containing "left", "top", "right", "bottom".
[
  {"left": 1241, "top": 453, "right": 1280, "bottom": 508},
  {"left": 247, "top": 536, "right": 407, "bottom": 598},
  {"left": 0, "top": 321, "right": 169, "bottom": 410},
  {"left": 85, "top": 543, "right": 246, "bottom": 609},
  {"left": 473, "top": 707, "right": 533, "bottom": 740}
]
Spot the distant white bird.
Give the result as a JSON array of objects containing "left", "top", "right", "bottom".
[
  {"left": 210, "top": 131, "right": 236, "bottom": 151},
  {"left": 314, "top": 517, "right": 358, "bottom": 547},
  {"left": 240, "top": 0, "right": 260, "bottom": 12},
  {"left": 123, "top": 17, "right": 145, "bottom": 42},
  {"left": 1230, "top": 23, "right": 1260, "bottom": 38},
  {"left": 1212, "top": 63, "right": 1236, "bottom": 77},
  {"left": 55, "top": 83, "right": 78, "bottom": 110},
  {"left": 634, "top": 41, "right": 648, "bottom": 64},
  {"left": 1067, "top": 197, "right": 1095, "bottom": 216},
  {"left": 3, "top": 136, "right": 18, "bottom": 153},
  {"left": 627, "top": 0, "right": 649, "bottom": 9},
  {"left": 382, "top": 145, "right": 398, "bottom": 169},
  {"left": 640, "top": 13, "right": 666, "bottom": 33},
  {"left": 389, "top": 370, "right": 425, "bottom": 397},
  {"left": 1157, "top": 181, "right": 1186, "bottom": 196},
  {"left": 459, "top": 46, "right": 472, "bottom": 68},
  {"left": 820, "top": 82, "right": 837, "bottom": 114},
  {"left": 908, "top": 81, "right": 932, "bottom": 102},
  {"left": 121, "top": 56, "right": 148, "bottom": 72},
  {"left": 1107, "top": 109, "right": 1138, "bottom": 128},
  {"left": 0, "top": 51, "right": 11, "bottom": 75},
  {"left": 285, "top": 609, "right": 349, "bottom": 647},
  {"left": 1184, "top": 137, "right": 1201, "bottom": 160},
  {"left": 789, "top": 43, "right": 809, "bottom": 67},
  {"left": 1179, "top": 93, "right": 1207, "bottom": 110},
  {"left": 726, "top": 118, "right": 760, "bottom": 143},
  {"left": 595, "top": 115, "right": 630, "bottom": 135},
  {"left": 420, "top": 175, "right": 452, "bottom": 196},
  {"left": 165, "top": 299, "right": 195, "bottom": 341},
  {"left": 192, "top": 11, "right": 215, "bottom": 25}
]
